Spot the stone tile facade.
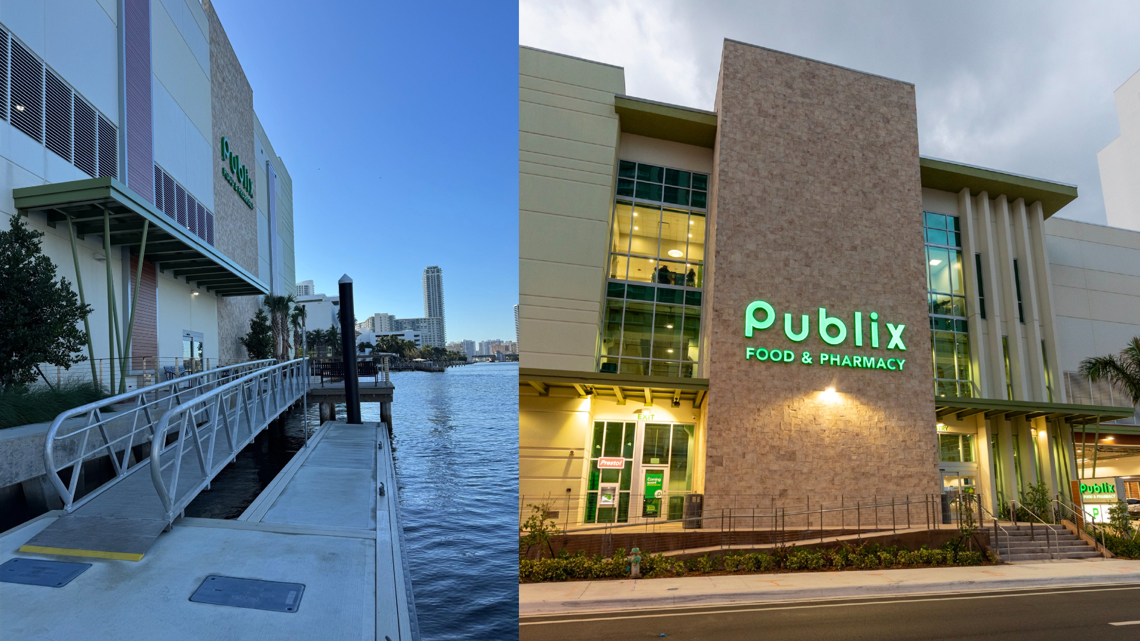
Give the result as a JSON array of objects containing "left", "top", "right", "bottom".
[
  {"left": 204, "top": 1, "right": 261, "bottom": 363},
  {"left": 703, "top": 41, "right": 939, "bottom": 514}
]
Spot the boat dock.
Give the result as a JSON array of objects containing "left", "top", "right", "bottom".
[{"left": 0, "top": 359, "right": 417, "bottom": 640}]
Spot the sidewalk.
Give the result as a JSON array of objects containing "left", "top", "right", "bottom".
[{"left": 519, "top": 559, "right": 1140, "bottom": 615}]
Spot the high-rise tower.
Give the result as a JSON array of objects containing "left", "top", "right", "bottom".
[{"left": 422, "top": 266, "right": 445, "bottom": 347}]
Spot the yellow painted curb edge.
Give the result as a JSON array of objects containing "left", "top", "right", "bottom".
[{"left": 18, "top": 545, "right": 144, "bottom": 562}]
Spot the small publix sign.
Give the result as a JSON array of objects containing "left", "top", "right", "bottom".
[
  {"left": 220, "top": 137, "right": 254, "bottom": 210},
  {"left": 744, "top": 300, "right": 907, "bottom": 371}
]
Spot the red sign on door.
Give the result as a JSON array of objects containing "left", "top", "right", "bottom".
[{"left": 597, "top": 457, "right": 625, "bottom": 469}]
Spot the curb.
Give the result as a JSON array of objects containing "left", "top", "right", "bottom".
[{"left": 519, "top": 574, "right": 1140, "bottom": 616}]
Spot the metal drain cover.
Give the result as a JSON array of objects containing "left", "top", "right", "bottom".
[
  {"left": 190, "top": 575, "right": 305, "bottom": 613},
  {"left": 0, "top": 558, "right": 91, "bottom": 587}
]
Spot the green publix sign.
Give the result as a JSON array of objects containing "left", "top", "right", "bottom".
[
  {"left": 220, "top": 137, "right": 254, "bottom": 210},
  {"left": 744, "top": 301, "right": 907, "bottom": 372}
]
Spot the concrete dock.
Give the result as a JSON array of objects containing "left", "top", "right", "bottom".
[{"left": 0, "top": 421, "right": 416, "bottom": 640}]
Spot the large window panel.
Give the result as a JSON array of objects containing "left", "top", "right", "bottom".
[
  {"left": 601, "top": 299, "right": 624, "bottom": 357},
  {"left": 620, "top": 302, "right": 654, "bottom": 358},
  {"left": 651, "top": 304, "right": 683, "bottom": 359},
  {"left": 612, "top": 201, "right": 633, "bottom": 254},
  {"left": 688, "top": 214, "right": 706, "bottom": 263},
  {"left": 627, "top": 256, "right": 657, "bottom": 283},
  {"left": 683, "top": 309, "right": 701, "bottom": 362},
  {"left": 927, "top": 246, "right": 951, "bottom": 294},
  {"left": 629, "top": 205, "right": 661, "bottom": 256},
  {"left": 659, "top": 209, "right": 689, "bottom": 261}
]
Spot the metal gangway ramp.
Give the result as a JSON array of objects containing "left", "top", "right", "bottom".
[{"left": 20, "top": 359, "right": 308, "bottom": 561}]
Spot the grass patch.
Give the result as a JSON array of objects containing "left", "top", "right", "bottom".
[{"left": 0, "top": 382, "right": 109, "bottom": 429}]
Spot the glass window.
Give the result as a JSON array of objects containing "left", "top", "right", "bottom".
[
  {"left": 612, "top": 201, "right": 633, "bottom": 254},
  {"left": 629, "top": 206, "right": 660, "bottom": 257},
  {"left": 650, "top": 361, "right": 680, "bottom": 377},
  {"left": 669, "top": 425, "right": 694, "bottom": 491},
  {"left": 586, "top": 422, "right": 636, "bottom": 524},
  {"left": 659, "top": 209, "right": 689, "bottom": 261},
  {"left": 619, "top": 359, "right": 650, "bottom": 376},
  {"left": 685, "top": 290, "right": 702, "bottom": 307},
  {"left": 925, "top": 212, "right": 971, "bottom": 397},
  {"left": 606, "top": 282, "right": 626, "bottom": 299},
  {"left": 691, "top": 174, "right": 708, "bottom": 191},
  {"left": 620, "top": 302, "right": 653, "bottom": 358},
  {"left": 688, "top": 214, "right": 706, "bottom": 263},
  {"left": 665, "top": 168, "right": 690, "bottom": 188},
  {"left": 652, "top": 305, "right": 682, "bottom": 359},
  {"left": 637, "top": 164, "right": 664, "bottom": 183},
  {"left": 616, "top": 179, "right": 634, "bottom": 197},
  {"left": 643, "top": 424, "right": 670, "bottom": 464},
  {"left": 619, "top": 160, "right": 637, "bottom": 179},
  {"left": 690, "top": 191, "right": 706, "bottom": 209},
  {"left": 927, "top": 246, "right": 951, "bottom": 293},
  {"left": 939, "top": 434, "right": 962, "bottom": 462},
  {"left": 600, "top": 299, "right": 624, "bottom": 357},
  {"left": 635, "top": 181, "right": 663, "bottom": 202},
  {"left": 663, "top": 186, "right": 689, "bottom": 206},
  {"left": 683, "top": 309, "right": 701, "bottom": 362},
  {"left": 625, "top": 284, "right": 654, "bottom": 301},
  {"left": 655, "top": 287, "right": 684, "bottom": 304},
  {"left": 627, "top": 256, "right": 657, "bottom": 283},
  {"left": 609, "top": 255, "right": 628, "bottom": 280},
  {"left": 654, "top": 260, "right": 686, "bottom": 286}
]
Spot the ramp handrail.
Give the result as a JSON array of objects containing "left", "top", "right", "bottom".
[
  {"left": 1053, "top": 498, "right": 1111, "bottom": 558},
  {"left": 1009, "top": 500, "right": 1059, "bottom": 560},
  {"left": 43, "top": 359, "right": 276, "bottom": 511},
  {"left": 149, "top": 358, "right": 308, "bottom": 523}
]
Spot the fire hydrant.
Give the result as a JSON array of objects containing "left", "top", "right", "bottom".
[{"left": 629, "top": 547, "right": 642, "bottom": 579}]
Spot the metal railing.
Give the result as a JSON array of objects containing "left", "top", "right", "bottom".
[
  {"left": 972, "top": 498, "right": 1014, "bottom": 561},
  {"left": 150, "top": 359, "right": 308, "bottom": 523},
  {"left": 44, "top": 359, "right": 276, "bottom": 512},
  {"left": 1053, "top": 498, "right": 1111, "bottom": 558},
  {"left": 35, "top": 356, "right": 262, "bottom": 393},
  {"left": 1009, "top": 499, "right": 1059, "bottom": 560},
  {"left": 309, "top": 355, "right": 391, "bottom": 385}
]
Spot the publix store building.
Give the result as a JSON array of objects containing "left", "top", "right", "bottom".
[
  {"left": 518, "top": 41, "right": 1140, "bottom": 527},
  {"left": 1, "top": 0, "right": 294, "bottom": 388}
]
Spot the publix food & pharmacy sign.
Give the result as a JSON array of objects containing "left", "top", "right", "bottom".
[
  {"left": 220, "top": 137, "right": 255, "bottom": 210},
  {"left": 1072, "top": 478, "right": 1121, "bottom": 524},
  {"left": 743, "top": 301, "right": 907, "bottom": 371}
]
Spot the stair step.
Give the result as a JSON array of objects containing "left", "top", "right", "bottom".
[{"left": 1004, "top": 551, "right": 1103, "bottom": 561}]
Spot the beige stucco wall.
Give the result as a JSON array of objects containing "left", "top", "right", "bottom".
[
  {"left": 205, "top": 0, "right": 260, "bottom": 362},
  {"left": 519, "top": 46, "right": 625, "bottom": 372},
  {"left": 617, "top": 133, "right": 713, "bottom": 175},
  {"left": 702, "top": 41, "right": 939, "bottom": 511}
]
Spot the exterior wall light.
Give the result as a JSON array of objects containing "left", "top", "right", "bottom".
[
  {"left": 192, "top": 290, "right": 200, "bottom": 296},
  {"left": 936, "top": 422, "right": 945, "bottom": 428},
  {"left": 15, "top": 104, "right": 25, "bottom": 111},
  {"left": 821, "top": 387, "right": 838, "bottom": 402}
]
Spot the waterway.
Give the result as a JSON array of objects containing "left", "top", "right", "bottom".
[{"left": 184, "top": 361, "right": 519, "bottom": 639}]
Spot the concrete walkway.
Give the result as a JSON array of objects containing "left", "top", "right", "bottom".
[
  {"left": 0, "top": 421, "right": 415, "bottom": 640},
  {"left": 519, "top": 558, "right": 1140, "bottom": 615}
]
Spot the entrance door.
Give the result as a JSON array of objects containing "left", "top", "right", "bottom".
[
  {"left": 640, "top": 467, "right": 668, "bottom": 518},
  {"left": 941, "top": 472, "right": 976, "bottom": 520}
]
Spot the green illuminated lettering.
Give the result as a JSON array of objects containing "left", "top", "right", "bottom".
[
  {"left": 783, "top": 350, "right": 795, "bottom": 362},
  {"left": 877, "top": 358, "right": 886, "bottom": 369},
  {"left": 784, "top": 313, "right": 809, "bottom": 342},
  {"left": 897, "top": 359, "right": 905, "bottom": 370},
  {"left": 745, "top": 301, "right": 776, "bottom": 337},
  {"left": 854, "top": 311, "right": 863, "bottom": 347},
  {"left": 746, "top": 347, "right": 755, "bottom": 360},
  {"left": 886, "top": 358, "right": 897, "bottom": 371},
  {"left": 801, "top": 351, "right": 812, "bottom": 364},
  {"left": 886, "top": 323, "right": 907, "bottom": 350},
  {"left": 818, "top": 308, "right": 847, "bottom": 346},
  {"left": 757, "top": 348, "right": 769, "bottom": 361},
  {"left": 870, "top": 312, "right": 879, "bottom": 349},
  {"left": 840, "top": 355, "right": 851, "bottom": 367}
]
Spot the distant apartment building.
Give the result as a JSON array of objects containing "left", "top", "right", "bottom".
[
  {"left": 297, "top": 290, "right": 339, "bottom": 331},
  {"left": 358, "top": 329, "right": 423, "bottom": 349},
  {"left": 2, "top": 3, "right": 297, "bottom": 383},
  {"left": 421, "top": 266, "right": 445, "bottom": 347},
  {"left": 460, "top": 339, "right": 476, "bottom": 360},
  {"left": 394, "top": 317, "right": 443, "bottom": 348},
  {"left": 357, "top": 312, "right": 395, "bottom": 333},
  {"left": 296, "top": 280, "right": 314, "bottom": 296},
  {"left": 478, "top": 339, "right": 517, "bottom": 356}
]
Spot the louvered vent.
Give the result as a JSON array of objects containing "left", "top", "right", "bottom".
[
  {"left": 175, "top": 184, "right": 186, "bottom": 227},
  {"left": 97, "top": 114, "right": 117, "bottom": 178},
  {"left": 44, "top": 71, "right": 71, "bottom": 162},
  {"left": 9, "top": 39, "right": 43, "bottom": 142},
  {"left": 1, "top": 30, "right": 9, "bottom": 121},
  {"left": 154, "top": 165, "right": 164, "bottom": 211},
  {"left": 73, "top": 97, "right": 97, "bottom": 176},
  {"left": 196, "top": 202, "right": 207, "bottom": 241},
  {"left": 162, "top": 173, "right": 176, "bottom": 219},
  {"left": 206, "top": 212, "right": 215, "bottom": 246},
  {"left": 187, "top": 195, "right": 198, "bottom": 235}
]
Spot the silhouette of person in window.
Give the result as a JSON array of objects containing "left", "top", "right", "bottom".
[
  {"left": 657, "top": 264, "right": 673, "bottom": 284},
  {"left": 686, "top": 268, "right": 697, "bottom": 287}
]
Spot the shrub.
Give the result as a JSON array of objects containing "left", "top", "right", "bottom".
[
  {"left": 723, "top": 553, "right": 742, "bottom": 573},
  {"left": 0, "top": 381, "right": 107, "bottom": 429},
  {"left": 694, "top": 554, "right": 717, "bottom": 574}
]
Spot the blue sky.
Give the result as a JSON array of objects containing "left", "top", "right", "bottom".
[{"left": 213, "top": 1, "right": 519, "bottom": 343}]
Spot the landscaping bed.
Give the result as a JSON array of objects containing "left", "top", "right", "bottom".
[{"left": 519, "top": 537, "right": 998, "bottom": 583}]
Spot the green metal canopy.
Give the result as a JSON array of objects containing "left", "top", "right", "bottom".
[
  {"left": 14, "top": 177, "right": 266, "bottom": 297},
  {"left": 935, "top": 397, "right": 1134, "bottom": 425}
]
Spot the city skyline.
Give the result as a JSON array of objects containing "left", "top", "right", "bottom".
[{"left": 209, "top": 1, "right": 517, "bottom": 342}]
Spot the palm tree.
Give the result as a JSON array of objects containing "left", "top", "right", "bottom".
[
  {"left": 263, "top": 294, "right": 295, "bottom": 362},
  {"left": 1080, "top": 337, "right": 1140, "bottom": 407},
  {"left": 327, "top": 323, "right": 342, "bottom": 358},
  {"left": 290, "top": 305, "right": 307, "bottom": 358}
]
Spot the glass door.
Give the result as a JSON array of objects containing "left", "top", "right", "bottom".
[{"left": 640, "top": 467, "right": 668, "bottom": 518}]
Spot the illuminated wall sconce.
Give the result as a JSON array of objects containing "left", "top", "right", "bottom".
[
  {"left": 192, "top": 289, "right": 200, "bottom": 297},
  {"left": 821, "top": 387, "right": 838, "bottom": 402}
]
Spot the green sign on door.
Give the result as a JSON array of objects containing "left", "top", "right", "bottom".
[{"left": 643, "top": 470, "right": 664, "bottom": 517}]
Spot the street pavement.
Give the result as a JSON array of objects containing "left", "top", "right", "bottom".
[{"left": 520, "top": 583, "right": 1140, "bottom": 640}]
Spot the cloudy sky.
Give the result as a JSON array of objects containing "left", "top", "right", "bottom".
[{"left": 520, "top": 0, "right": 1140, "bottom": 225}]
